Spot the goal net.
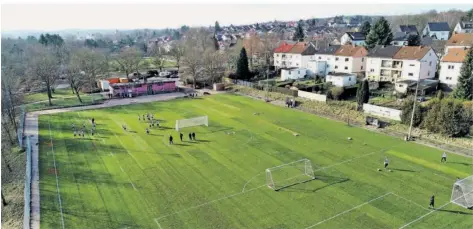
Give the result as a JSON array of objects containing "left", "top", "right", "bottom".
[
  {"left": 266, "top": 159, "right": 315, "bottom": 191},
  {"left": 451, "top": 175, "right": 473, "bottom": 209},
  {"left": 175, "top": 116, "right": 208, "bottom": 131}
]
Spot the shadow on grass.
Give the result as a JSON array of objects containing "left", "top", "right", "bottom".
[
  {"left": 448, "top": 162, "right": 473, "bottom": 166},
  {"left": 277, "top": 175, "right": 350, "bottom": 193},
  {"left": 390, "top": 168, "right": 417, "bottom": 173},
  {"left": 174, "top": 143, "right": 190, "bottom": 146},
  {"left": 436, "top": 209, "right": 473, "bottom": 215}
]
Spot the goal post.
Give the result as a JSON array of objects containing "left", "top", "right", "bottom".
[
  {"left": 175, "top": 116, "right": 208, "bottom": 131},
  {"left": 451, "top": 175, "right": 473, "bottom": 209},
  {"left": 266, "top": 159, "right": 315, "bottom": 191}
]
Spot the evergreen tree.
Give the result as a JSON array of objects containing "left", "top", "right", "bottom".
[
  {"left": 356, "top": 80, "right": 370, "bottom": 110},
  {"left": 400, "top": 97, "right": 422, "bottom": 127},
  {"left": 453, "top": 48, "right": 473, "bottom": 100},
  {"left": 423, "top": 99, "right": 441, "bottom": 133},
  {"left": 364, "top": 17, "right": 393, "bottom": 50},
  {"left": 360, "top": 21, "right": 371, "bottom": 36},
  {"left": 215, "top": 21, "right": 222, "bottom": 34},
  {"left": 39, "top": 34, "right": 47, "bottom": 46},
  {"left": 236, "top": 48, "right": 250, "bottom": 80},
  {"left": 407, "top": 34, "right": 421, "bottom": 46},
  {"left": 293, "top": 20, "right": 305, "bottom": 41}
]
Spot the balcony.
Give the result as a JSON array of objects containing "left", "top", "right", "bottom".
[
  {"left": 392, "top": 61, "right": 403, "bottom": 69},
  {"left": 381, "top": 60, "right": 393, "bottom": 68}
]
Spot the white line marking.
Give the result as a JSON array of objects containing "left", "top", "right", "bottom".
[
  {"left": 154, "top": 218, "right": 164, "bottom": 229},
  {"left": 242, "top": 172, "right": 263, "bottom": 192},
  {"left": 130, "top": 182, "right": 138, "bottom": 191},
  {"left": 156, "top": 184, "right": 266, "bottom": 220},
  {"left": 47, "top": 116, "right": 66, "bottom": 229},
  {"left": 398, "top": 189, "right": 473, "bottom": 229},
  {"left": 120, "top": 166, "right": 125, "bottom": 173},
  {"left": 304, "top": 192, "right": 392, "bottom": 229},
  {"left": 391, "top": 193, "right": 429, "bottom": 210},
  {"left": 113, "top": 132, "right": 145, "bottom": 169}
]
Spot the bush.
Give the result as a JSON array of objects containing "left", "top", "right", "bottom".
[
  {"left": 330, "top": 87, "right": 345, "bottom": 100},
  {"left": 400, "top": 97, "right": 422, "bottom": 127}
]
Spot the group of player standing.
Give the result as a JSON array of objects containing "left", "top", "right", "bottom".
[
  {"left": 168, "top": 132, "right": 196, "bottom": 144},
  {"left": 73, "top": 118, "right": 96, "bottom": 138}
]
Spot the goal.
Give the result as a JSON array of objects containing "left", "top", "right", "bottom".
[
  {"left": 266, "top": 159, "right": 315, "bottom": 191},
  {"left": 175, "top": 116, "right": 208, "bottom": 131},
  {"left": 451, "top": 175, "right": 473, "bottom": 209}
]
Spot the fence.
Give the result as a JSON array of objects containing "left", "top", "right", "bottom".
[
  {"left": 17, "top": 106, "right": 25, "bottom": 148},
  {"left": 363, "top": 103, "right": 402, "bottom": 121},
  {"left": 298, "top": 90, "right": 327, "bottom": 102},
  {"left": 24, "top": 136, "right": 32, "bottom": 229},
  {"left": 233, "top": 79, "right": 298, "bottom": 97}
]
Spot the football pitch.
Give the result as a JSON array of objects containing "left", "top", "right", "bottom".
[{"left": 38, "top": 94, "right": 473, "bottom": 229}]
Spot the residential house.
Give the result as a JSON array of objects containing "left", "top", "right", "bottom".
[
  {"left": 332, "top": 45, "right": 368, "bottom": 74},
  {"left": 439, "top": 48, "right": 470, "bottom": 89},
  {"left": 454, "top": 21, "right": 473, "bottom": 34},
  {"left": 326, "top": 72, "right": 357, "bottom": 87},
  {"left": 395, "top": 79, "right": 438, "bottom": 95},
  {"left": 422, "top": 22, "right": 450, "bottom": 40},
  {"left": 273, "top": 42, "right": 295, "bottom": 69},
  {"left": 273, "top": 42, "right": 316, "bottom": 70},
  {"left": 281, "top": 68, "right": 308, "bottom": 81},
  {"left": 391, "top": 25, "right": 419, "bottom": 46},
  {"left": 340, "top": 32, "right": 366, "bottom": 46},
  {"left": 307, "top": 45, "right": 340, "bottom": 76},
  {"left": 445, "top": 33, "right": 473, "bottom": 52},
  {"left": 366, "top": 45, "right": 438, "bottom": 82},
  {"left": 366, "top": 45, "right": 402, "bottom": 82}
]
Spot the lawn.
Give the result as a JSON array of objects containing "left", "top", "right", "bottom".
[
  {"left": 25, "top": 93, "right": 105, "bottom": 112},
  {"left": 24, "top": 89, "right": 77, "bottom": 103},
  {"left": 38, "top": 94, "right": 473, "bottom": 229}
]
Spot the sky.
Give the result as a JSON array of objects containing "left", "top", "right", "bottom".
[{"left": 1, "top": 3, "right": 473, "bottom": 32}]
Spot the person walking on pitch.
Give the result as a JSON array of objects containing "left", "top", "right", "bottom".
[
  {"left": 188, "top": 133, "right": 192, "bottom": 141},
  {"left": 441, "top": 152, "right": 447, "bottom": 163},
  {"left": 429, "top": 195, "right": 435, "bottom": 209},
  {"left": 146, "top": 128, "right": 149, "bottom": 135},
  {"left": 192, "top": 132, "right": 196, "bottom": 140},
  {"left": 384, "top": 157, "right": 389, "bottom": 169},
  {"left": 169, "top": 135, "right": 173, "bottom": 145},
  {"left": 180, "top": 133, "right": 183, "bottom": 142}
]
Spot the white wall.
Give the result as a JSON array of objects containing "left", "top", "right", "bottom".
[
  {"left": 454, "top": 23, "right": 473, "bottom": 33},
  {"left": 333, "top": 56, "right": 353, "bottom": 73},
  {"left": 340, "top": 33, "right": 351, "bottom": 45},
  {"left": 366, "top": 57, "right": 382, "bottom": 81},
  {"left": 352, "top": 57, "right": 366, "bottom": 73},
  {"left": 307, "top": 61, "right": 327, "bottom": 76},
  {"left": 395, "top": 82, "right": 409, "bottom": 93},
  {"left": 326, "top": 74, "right": 356, "bottom": 87},
  {"left": 298, "top": 90, "right": 327, "bottom": 102},
  {"left": 281, "top": 68, "right": 307, "bottom": 81},
  {"left": 423, "top": 26, "right": 449, "bottom": 40},
  {"left": 313, "top": 54, "right": 335, "bottom": 75},
  {"left": 400, "top": 49, "right": 438, "bottom": 81},
  {"left": 363, "top": 104, "right": 402, "bottom": 121},
  {"left": 439, "top": 62, "right": 462, "bottom": 87}
]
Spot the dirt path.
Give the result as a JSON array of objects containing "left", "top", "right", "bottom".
[{"left": 25, "top": 92, "right": 186, "bottom": 229}]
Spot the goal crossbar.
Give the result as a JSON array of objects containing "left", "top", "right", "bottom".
[
  {"left": 451, "top": 175, "right": 473, "bottom": 209},
  {"left": 266, "top": 158, "right": 315, "bottom": 191}
]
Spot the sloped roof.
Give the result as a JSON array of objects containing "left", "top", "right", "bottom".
[
  {"left": 393, "top": 46, "right": 432, "bottom": 60},
  {"left": 441, "top": 48, "right": 470, "bottom": 63},
  {"left": 399, "top": 25, "right": 418, "bottom": 34},
  {"left": 315, "top": 45, "right": 340, "bottom": 55},
  {"left": 287, "top": 42, "right": 311, "bottom": 54},
  {"left": 334, "top": 45, "right": 367, "bottom": 57},
  {"left": 393, "top": 32, "right": 409, "bottom": 41},
  {"left": 367, "top": 45, "right": 402, "bottom": 58},
  {"left": 274, "top": 42, "right": 295, "bottom": 53},
  {"left": 427, "top": 22, "right": 450, "bottom": 31},
  {"left": 447, "top": 33, "right": 473, "bottom": 46},
  {"left": 301, "top": 43, "right": 317, "bottom": 55},
  {"left": 346, "top": 32, "right": 365, "bottom": 41}
]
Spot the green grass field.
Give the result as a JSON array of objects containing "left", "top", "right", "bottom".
[{"left": 38, "top": 94, "right": 473, "bottom": 229}]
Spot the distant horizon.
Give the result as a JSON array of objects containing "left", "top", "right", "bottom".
[{"left": 2, "top": 4, "right": 472, "bottom": 34}]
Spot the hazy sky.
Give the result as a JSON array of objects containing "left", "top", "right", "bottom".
[{"left": 1, "top": 4, "right": 472, "bottom": 31}]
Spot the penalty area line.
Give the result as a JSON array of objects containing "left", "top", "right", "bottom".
[
  {"left": 304, "top": 192, "right": 392, "bottom": 229},
  {"left": 154, "top": 219, "right": 163, "bottom": 229}
]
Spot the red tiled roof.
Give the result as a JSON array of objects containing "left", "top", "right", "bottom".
[{"left": 274, "top": 42, "right": 295, "bottom": 53}]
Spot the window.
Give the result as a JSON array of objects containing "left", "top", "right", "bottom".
[
  {"left": 398, "top": 84, "right": 404, "bottom": 88},
  {"left": 409, "top": 64, "right": 415, "bottom": 67},
  {"left": 446, "top": 77, "right": 452, "bottom": 80},
  {"left": 276, "top": 54, "right": 279, "bottom": 57},
  {"left": 289, "top": 71, "right": 291, "bottom": 75},
  {"left": 361, "top": 66, "right": 363, "bottom": 70},
  {"left": 348, "top": 77, "right": 351, "bottom": 81},
  {"left": 298, "top": 71, "right": 300, "bottom": 74},
  {"left": 335, "top": 57, "right": 339, "bottom": 61},
  {"left": 370, "top": 69, "right": 374, "bottom": 72},
  {"left": 276, "top": 61, "right": 279, "bottom": 64},
  {"left": 448, "top": 65, "right": 454, "bottom": 69},
  {"left": 345, "top": 58, "right": 349, "bottom": 62},
  {"left": 344, "top": 66, "right": 348, "bottom": 70},
  {"left": 428, "top": 71, "right": 430, "bottom": 76},
  {"left": 318, "top": 56, "right": 322, "bottom": 60},
  {"left": 408, "top": 73, "right": 414, "bottom": 76},
  {"left": 319, "top": 71, "right": 323, "bottom": 74},
  {"left": 335, "top": 65, "right": 338, "bottom": 69},
  {"left": 429, "top": 61, "right": 432, "bottom": 66},
  {"left": 362, "top": 58, "right": 364, "bottom": 62}
]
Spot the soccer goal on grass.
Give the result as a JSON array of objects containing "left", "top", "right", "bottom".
[
  {"left": 451, "top": 175, "right": 473, "bottom": 209},
  {"left": 175, "top": 116, "right": 208, "bottom": 131},
  {"left": 266, "top": 159, "right": 315, "bottom": 191}
]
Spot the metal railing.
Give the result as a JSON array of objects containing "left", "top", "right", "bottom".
[
  {"left": 17, "top": 106, "right": 25, "bottom": 148},
  {"left": 24, "top": 136, "right": 32, "bottom": 229}
]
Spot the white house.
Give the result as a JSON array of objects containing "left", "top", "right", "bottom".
[
  {"left": 281, "top": 68, "right": 307, "bottom": 81},
  {"left": 332, "top": 45, "right": 368, "bottom": 74},
  {"left": 454, "top": 21, "right": 473, "bottom": 34},
  {"left": 391, "top": 25, "right": 419, "bottom": 46},
  {"left": 326, "top": 72, "right": 357, "bottom": 87},
  {"left": 366, "top": 45, "right": 438, "bottom": 82},
  {"left": 340, "top": 32, "right": 366, "bottom": 46},
  {"left": 307, "top": 45, "right": 340, "bottom": 76},
  {"left": 439, "top": 48, "right": 470, "bottom": 88},
  {"left": 273, "top": 41, "right": 316, "bottom": 71},
  {"left": 422, "top": 22, "right": 450, "bottom": 41},
  {"left": 445, "top": 33, "right": 473, "bottom": 52}
]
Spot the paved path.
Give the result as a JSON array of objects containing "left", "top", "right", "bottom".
[{"left": 25, "top": 92, "right": 186, "bottom": 229}]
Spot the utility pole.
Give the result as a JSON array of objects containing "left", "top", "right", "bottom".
[{"left": 407, "top": 72, "right": 422, "bottom": 141}]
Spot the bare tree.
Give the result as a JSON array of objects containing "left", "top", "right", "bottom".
[
  {"left": 260, "top": 33, "right": 279, "bottom": 70},
  {"left": 151, "top": 46, "right": 166, "bottom": 71},
  {"left": 182, "top": 47, "right": 203, "bottom": 89},
  {"left": 115, "top": 47, "right": 142, "bottom": 79},
  {"left": 2, "top": 192, "right": 7, "bottom": 206},
  {"left": 202, "top": 50, "right": 225, "bottom": 86},
  {"left": 244, "top": 35, "right": 262, "bottom": 70},
  {"left": 27, "top": 45, "right": 60, "bottom": 106},
  {"left": 170, "top": 41, "right": 185, "bottom": 71}
]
